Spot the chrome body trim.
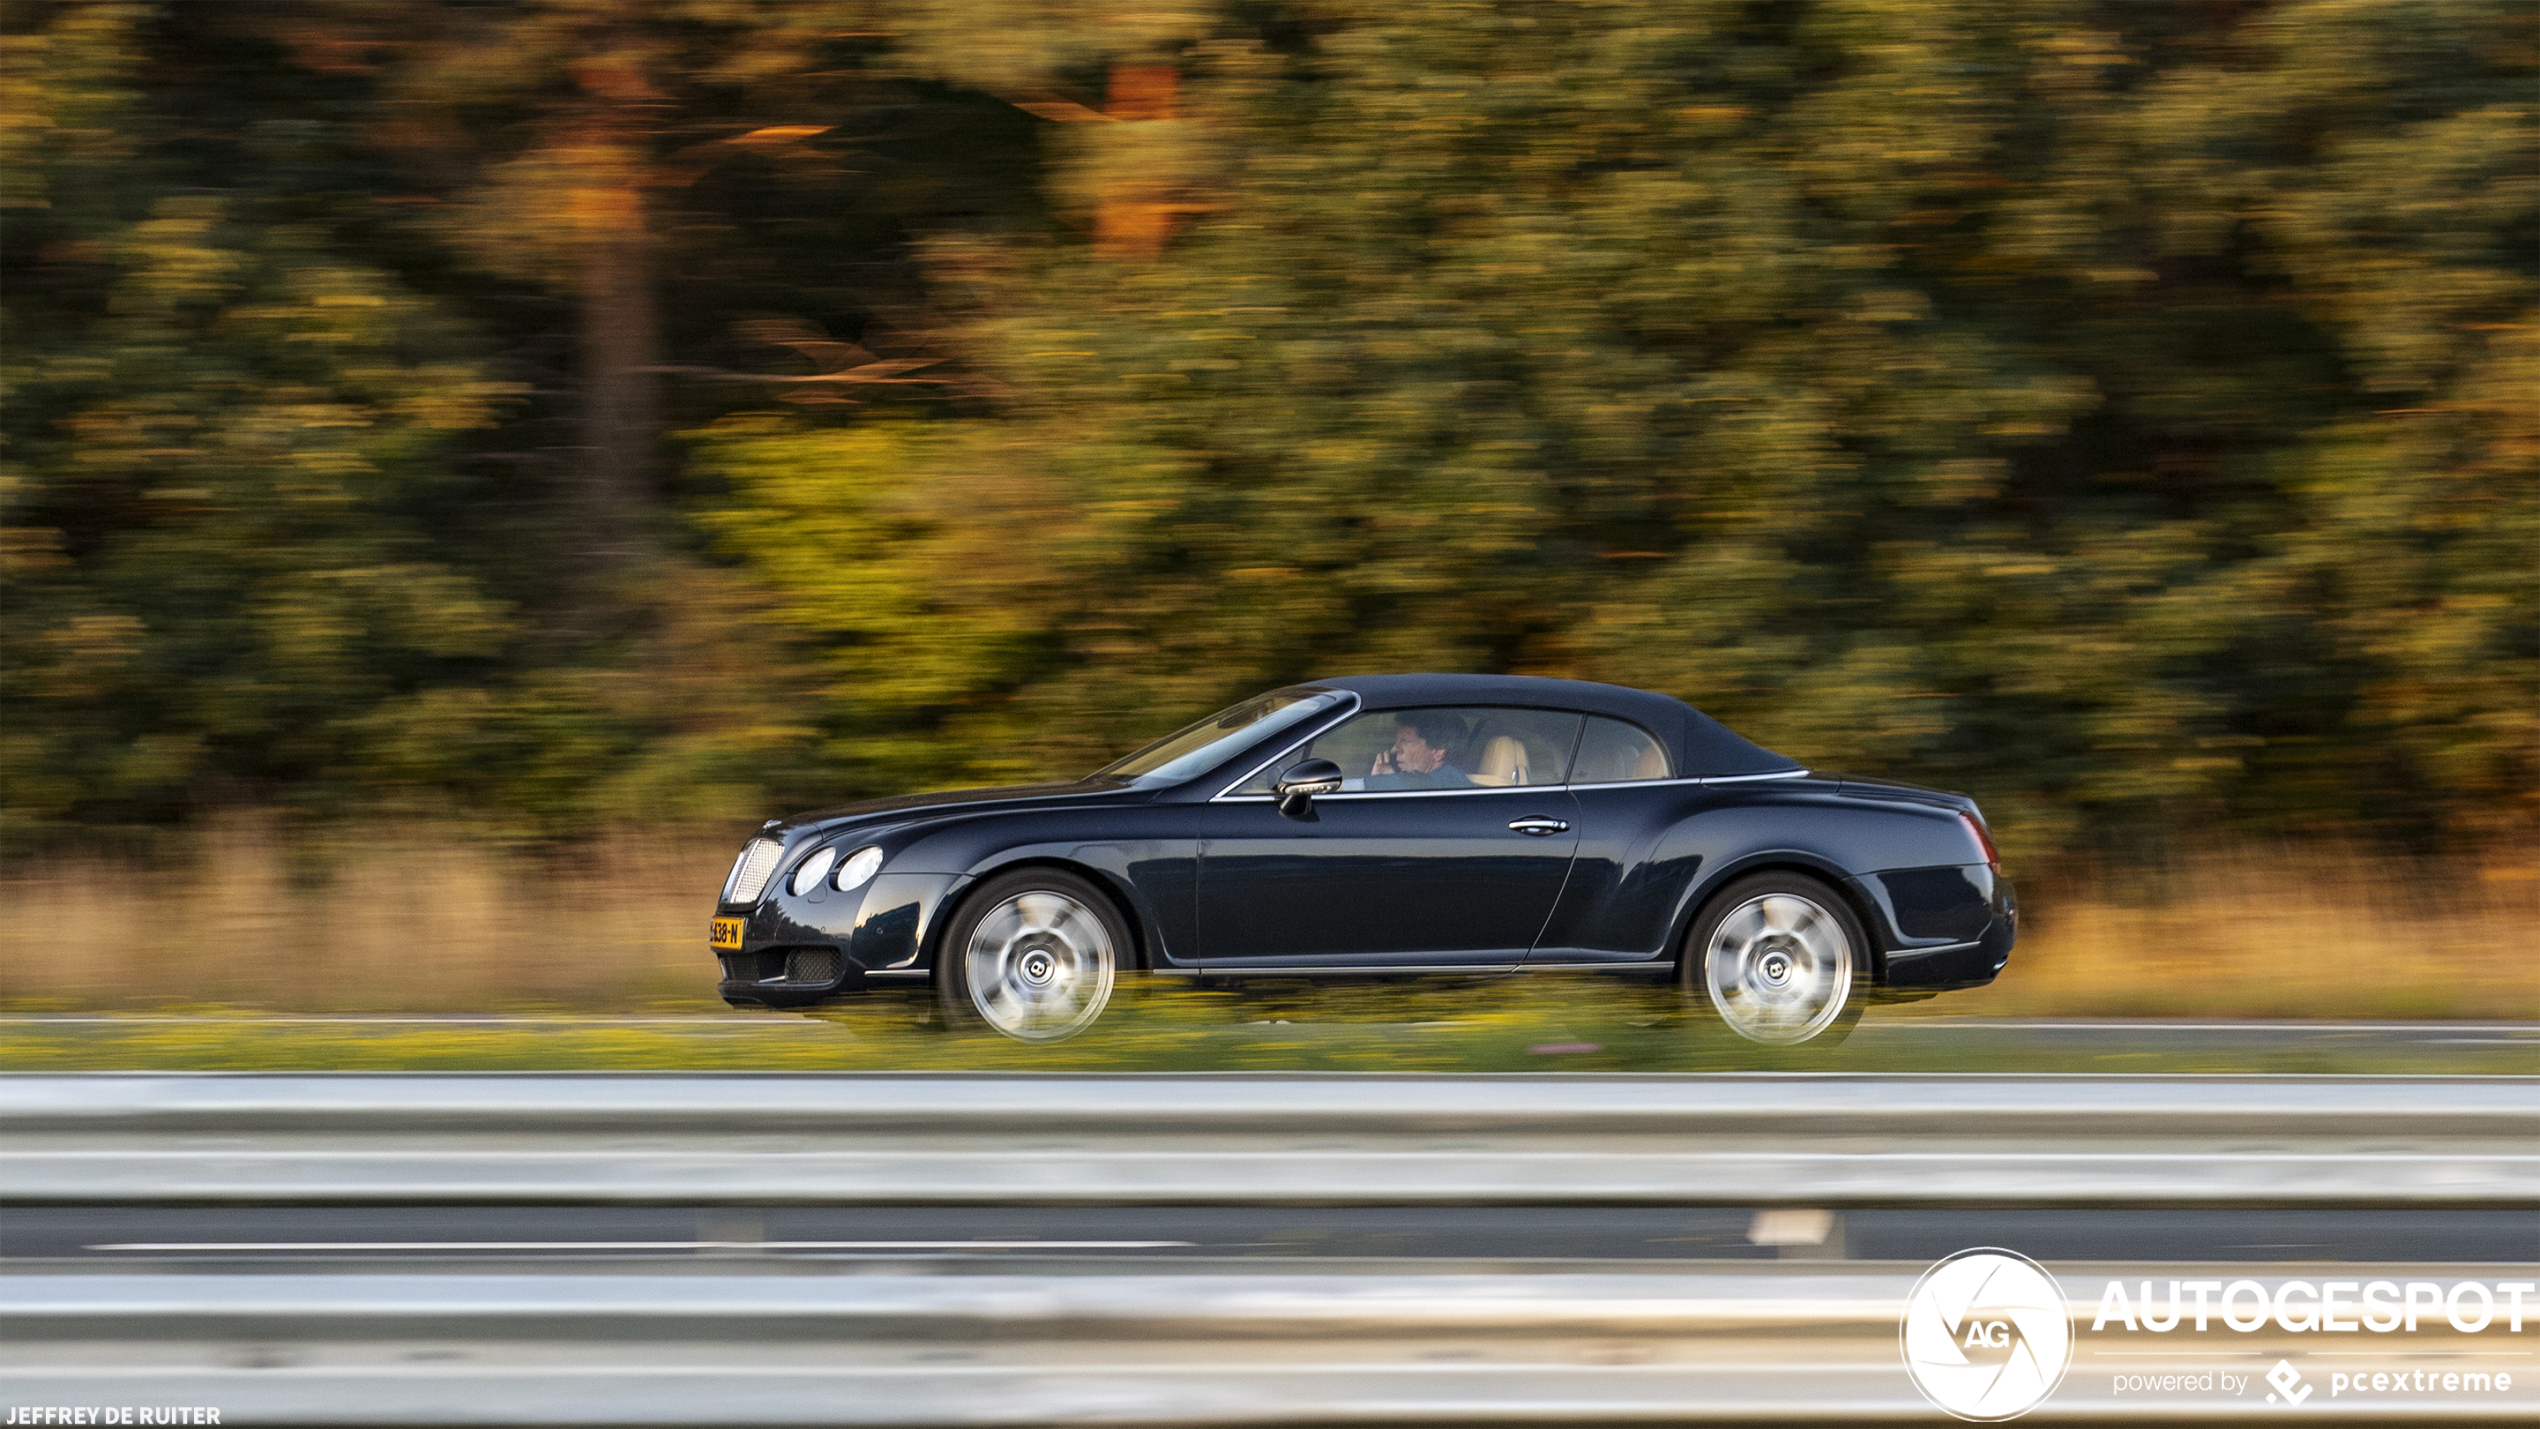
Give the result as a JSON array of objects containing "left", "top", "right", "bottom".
[
  {"left": 1698, "top": 769, "right": 1811, "bottom": 786},
  {"left": 1186, "top": 964, "right": 1521, "bottom": 977},
  {"left": 1216, "top": 783, "right": 1562, "bottom": 803},
  {"left": 1884, "top": 937, "right": 1983, "bottom": 961}
]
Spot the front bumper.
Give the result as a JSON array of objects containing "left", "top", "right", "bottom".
[
  {"left": 717, "top": 946, "right": 865, "bottom": 1006},
  {"left": 713, "top": 871, "right": 964, "bottom": 1008}
]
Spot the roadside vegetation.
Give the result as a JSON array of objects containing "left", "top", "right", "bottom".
[
  {"left": 4, "top": 4, "right": 2531, "bottom": 1049},
  {"left": 4, "top": 977, "right": 2531, "bottom": 1076},
  {"left": 8, "top": 4, "right": 2532, "bottom": 866},
  {"left": 3, "top": 826, "right": 2528, "bottom": 1027}
]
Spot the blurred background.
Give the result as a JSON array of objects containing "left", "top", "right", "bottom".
[{"left": 3, "top": 0, "right": 2532, "bottom": 1020}]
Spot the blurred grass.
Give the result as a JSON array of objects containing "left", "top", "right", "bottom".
[
  {"left": 3, "top": 981, "right": 2535, "bottom": 1076},
  {"left": 1, "top": 829, "right": 2532, "bottom": 1079},
  {"left": 0, "top": 821, "right": 730, "bottom": 1014},
  {"left": 1917, "top": 843, "right": 2539, "bottom": 1023}
]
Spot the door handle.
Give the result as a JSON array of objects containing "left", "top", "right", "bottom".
[{"left": 1508, "top": 817, "right": 1570, "bottom": 836}]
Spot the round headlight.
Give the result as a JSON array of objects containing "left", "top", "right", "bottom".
[
  {"left": 789, "top": 846, "right": 836, "bottom": 897},
  {"left": 834, "top": 845, "right": 884, "bottom": 891}
]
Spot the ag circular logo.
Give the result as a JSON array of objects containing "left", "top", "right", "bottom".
[{"left": 1901, "top": 1248, "right": 2074, "bottom": 1421}]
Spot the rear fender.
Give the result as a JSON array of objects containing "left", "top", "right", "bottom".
[{"left": 1664, "top": 851, "right": 1896, "bottom": 980}]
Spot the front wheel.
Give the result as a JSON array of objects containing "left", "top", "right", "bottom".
[
  {"left": 937, "top": 869, "right": 1124, "bottom": 1043},
  {"left": 1684, "top": 873, "right": 1867, "bottom": 1046}
]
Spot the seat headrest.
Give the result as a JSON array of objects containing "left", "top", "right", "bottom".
[{"left": 1475, "top": 734, "right": 1530, "bottom": 787}]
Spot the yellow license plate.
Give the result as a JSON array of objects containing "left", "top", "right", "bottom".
[{"left": 710, "top": 917, "right": 746, "bottom": 951}]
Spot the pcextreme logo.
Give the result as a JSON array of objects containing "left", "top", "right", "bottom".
[{"left": 1902, "top": 1248, "right": 2075, "bottom": 1422}]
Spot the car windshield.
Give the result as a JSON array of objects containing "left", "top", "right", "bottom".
[{"left": 1092, "top": 690, "right": 1346, "bottom": 785}]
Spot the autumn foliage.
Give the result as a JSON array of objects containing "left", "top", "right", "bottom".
[{"left": 4, "top": 2, "right": 2532, "bottom": 870}]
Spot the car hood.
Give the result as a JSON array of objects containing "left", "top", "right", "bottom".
[{"left": 774, "top": 779, "right": 1148, "bottom": 838}]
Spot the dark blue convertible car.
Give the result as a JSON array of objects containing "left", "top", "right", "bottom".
[{"left": 712, "top": 674, "right": 2014, "bottom": 1046}]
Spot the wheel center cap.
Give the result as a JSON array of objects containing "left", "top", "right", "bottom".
[
  {"left": 1018, "top": 949, "right": 1058, "bottom": 986},
  {"left": 1758, "top": 950, "right": 1794, "bottom": 988}
]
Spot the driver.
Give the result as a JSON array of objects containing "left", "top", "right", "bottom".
[{"left": 1364, "top": 714, "right": 1472, "bottom": 790}]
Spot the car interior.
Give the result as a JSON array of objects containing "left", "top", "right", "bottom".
[
  {"left": 1238, "top": 707, "right": 1672, "bottom": 794},
  {"left": 1568, "top": 716, "right": 1670, "bottom": 783}
]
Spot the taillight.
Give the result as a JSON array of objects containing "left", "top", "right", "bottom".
[{"left": 1959, "top": 811, "right": 2000, "bottom": 870}]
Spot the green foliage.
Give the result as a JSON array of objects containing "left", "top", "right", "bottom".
[
  {"left": 4, "top": 9, "right": 510, "bottom": 832},
  {"left": 4, "top": 0, "right": 2533, "bottom": 861},
  {"left": 705, "top": 0, "right": 2536, "bottom": 860}
]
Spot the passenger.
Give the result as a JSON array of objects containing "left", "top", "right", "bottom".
[{"left": 1364, "top": 714, "right": 1472, "bottom": 790}]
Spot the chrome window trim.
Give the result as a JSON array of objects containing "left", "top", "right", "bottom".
[
  {"left": 1217, "top": 782, "right": 1556, "bottom": 803},
  {"left": 1215, "top": 766, "right": 1813, "bottom": 800},
  {"left": 1209, "top": 693, "right": 1364, "bottom": 800},
  {"left": 1562, "top": 768, "right": 1810, "bottom": 792}
]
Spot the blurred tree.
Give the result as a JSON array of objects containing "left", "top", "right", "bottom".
[
  {"left": 346, "top": 1, "right": 837, "bottom": 575},
  {"left": 5, "top": 0, "right": 2531, "bottom": 862},
  {"left": 705, "top": 0, "right": 2534, "bottom": 859},
  {"left": 3, "top": 1, "right": 1043, "bottom": 839},
  {"left": 2, "top": 4, "right": 516, "bottom": 834}
]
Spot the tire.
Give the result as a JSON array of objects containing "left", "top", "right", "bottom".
[
  {"left": 937, "top": 869, "right": 1124, "bottom": 1044},
  {"left": 1682, "top": 872, "right": 1868, "bottom": 1047}
]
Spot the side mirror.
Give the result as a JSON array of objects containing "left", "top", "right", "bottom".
[{"left": 1273, "top": 759, "right": 1344, "bottom": 818}]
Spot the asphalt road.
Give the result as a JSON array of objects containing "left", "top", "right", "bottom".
[{"left": 9, "top": 1204, "right": 2533, "bottom": 1271}]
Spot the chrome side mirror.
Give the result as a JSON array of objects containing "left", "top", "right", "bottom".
[{"left": 1273, "top": 759, "right": 1344, "bottom": 818}]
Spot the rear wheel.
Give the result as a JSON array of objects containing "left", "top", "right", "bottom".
[
  {"left": 937, "top": 869, "right": 1123, "bottom": 1043},
  {"left": 1684, "top": 872, "right": 1867, "bottom": 1047}
]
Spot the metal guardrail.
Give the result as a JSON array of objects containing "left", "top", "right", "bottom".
[
  {"left": 8, "top": 1265, "right": 2537, "bottom": 1424},
  {"left": 5, "top": 1072, "right": 2535, "bottom": 1206}
]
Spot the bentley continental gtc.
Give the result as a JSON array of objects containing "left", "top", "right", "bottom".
[{"left": 711, "top": 674, "right": 2014, "bottom": 1045}]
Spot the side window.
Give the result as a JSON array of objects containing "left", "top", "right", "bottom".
[
  {"left": 1571, "top": 716, "right": 1671, "bottom": 784},
  {"left": 1235, "top": 707, "right": 1583, "bottom": 794}
]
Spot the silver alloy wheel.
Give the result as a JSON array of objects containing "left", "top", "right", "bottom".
[
  {"left": 1703, "top": 891, "right": 1855, "bottom": 1045},
  {"left": 961, "top": 889, "right": 1117, "bottom": 1043}
]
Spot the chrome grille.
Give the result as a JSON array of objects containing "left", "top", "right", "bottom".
[{"left": 724, "top": 838, "right": 784, "bottom": 904}]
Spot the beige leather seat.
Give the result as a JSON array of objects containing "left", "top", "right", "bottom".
[{"left": 1472, "top": 735, "right": 1531, "bottom": 787}]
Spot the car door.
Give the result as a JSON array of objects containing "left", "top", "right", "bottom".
[
  {"left": 1194, "top": 707, "right": 1584, "bottom": 969},
  {"left": 1526, "top": 714, "right": 1704, "bottom": 966}
]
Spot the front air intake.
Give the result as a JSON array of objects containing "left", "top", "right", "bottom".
[
  {"left": 723, "top": 838, "right": 784, "bottom": 904},
  {"left": 784, "top": 948, "right": 844, "bottom": 984}
]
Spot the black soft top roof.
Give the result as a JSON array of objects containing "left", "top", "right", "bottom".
[{"left": 1299, "top": 673, "right": 1800, "bottom": 779}]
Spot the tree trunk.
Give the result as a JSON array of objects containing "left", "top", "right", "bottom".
[
  {"left": 573, "top": 177, "right": 656, "bottom": 564},
  {"left": 1095, "top": 63, "right": 1184, "bottom": 261}
]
